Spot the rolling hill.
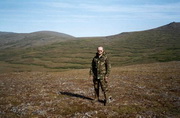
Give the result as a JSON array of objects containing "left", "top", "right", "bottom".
[
  {"left": 0, "top": 22, "right": 180, "bottom": 72},
  {"left": 0, "top": 31, "right": 75, "bottom": 49}
]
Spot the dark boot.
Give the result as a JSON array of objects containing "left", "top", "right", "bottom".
[
  {"left": 103, "top": 92, "right": 107, "bottom": 106},
  {"left": 93, "top": 88, "right": 99, "bottom": 102}
]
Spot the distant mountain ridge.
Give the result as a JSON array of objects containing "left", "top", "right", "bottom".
[
  {"left": 153, "top": 22, "right": 180, "bottom": 31},
  {"left": 0, "top": 31, "right": 15, "bottom": 35},
  {"left": 109, "top": 22, "right": 180, "bottom": 37},
  {"left": 0, "top": 31, "right": 75, "bottom": 49},
  {"left": 28, "top": 31, "right": 74, "bottom": 38},
  {"left": 0, "top": 22, "right": 180, "bottom": 48}
]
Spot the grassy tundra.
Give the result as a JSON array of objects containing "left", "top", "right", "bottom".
[
  {"left": 0, "top": 22, "right": 180, "bottom": 117},
  {"left": 0, "top": 62, "right": 180, "bottom": 117}
]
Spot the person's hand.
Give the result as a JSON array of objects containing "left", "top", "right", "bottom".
[
  {"left": 104, "top": 76, "right": 108, "bottom": 83},
  {"left": 89, "top": 75, "right": 93, "bottom": 80}
]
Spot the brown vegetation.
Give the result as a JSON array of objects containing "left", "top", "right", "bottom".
[{"left": 0, "top": 61, "right": 179, "bottom": 117}]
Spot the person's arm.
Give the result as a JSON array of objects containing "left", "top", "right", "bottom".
[
  {"left": 105, "top": 56, "right": 111, "bottom": 78},
  {"left": 89, "top": 59, "right": 94, "bottom": 79}
]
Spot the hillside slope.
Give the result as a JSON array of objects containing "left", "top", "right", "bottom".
[
  {"left": 0, "top": 22, "right": 180, "bottom": 72},
  {"left": 105, "top": 22, "right": 180, "bottom": 65},
  {"left": 153, "top": 22, "right": 180, "bottom": 31},
  {"left": 0, "top": 31, "right": 75, "bottom": 49}
]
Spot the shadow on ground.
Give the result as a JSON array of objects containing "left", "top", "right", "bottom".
[
  {"left": 59, "top": 91, "right": 105, "bottom": 105},
  {"left": 59, "top": 91, "right": 93, "bottom": 101}
]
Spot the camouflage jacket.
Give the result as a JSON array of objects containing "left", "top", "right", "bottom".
[{"left": 90, "top": 52, "right": 111, "bottom": 78}]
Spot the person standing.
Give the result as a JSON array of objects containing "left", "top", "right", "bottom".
[{"left": 89, "top": 46, "right": 111, "bottom": 105}]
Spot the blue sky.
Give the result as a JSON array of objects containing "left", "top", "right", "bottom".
[{"left": 0, "top": 0, "right": 180, "bottom": 37}]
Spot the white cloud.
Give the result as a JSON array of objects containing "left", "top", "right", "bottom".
[{"left": 80, "top": 2, "right": 180, "bottom": 13}]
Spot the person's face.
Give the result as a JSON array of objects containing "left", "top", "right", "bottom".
[{"left": 97, "top": 47, "right": 103, "bottom": 55}]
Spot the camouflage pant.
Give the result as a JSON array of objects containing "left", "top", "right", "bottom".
[{"left": 93, "top": 75, "right": 108, "bottom": 100}]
